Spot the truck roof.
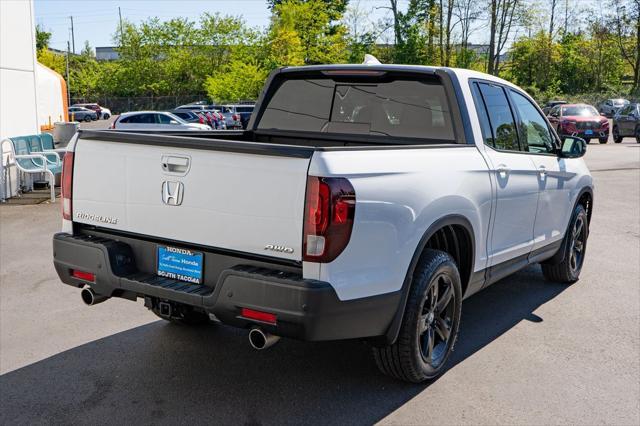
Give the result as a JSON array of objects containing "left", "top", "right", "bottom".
[{"left": 277, "top": 64, "right": 517, "bottom": 89}]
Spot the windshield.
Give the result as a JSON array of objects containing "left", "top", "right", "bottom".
[
  {"left": 561, "top": 106, "right": 598, "bottom": 117},
  {"left": 257, "top": 77, "right": 455, "bottom": 142}
]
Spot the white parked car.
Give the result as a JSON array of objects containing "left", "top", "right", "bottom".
[
  {"left": 110, "top": 111, "right": 211, "bottom": 131},
  {"left": 54, "top": 63, "right": 593, "bottom": 383},
  {"left": 100, "top": 107, "right": 112, "bottom": 119}
]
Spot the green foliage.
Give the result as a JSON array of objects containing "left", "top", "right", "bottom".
[
  {"left": 204, "top": 60, "right": 269, "bottom": 103},
  {"left": 39, "top": 0, "right": 635, "bottom": 104},
  {"left": 37, "top": 48, "right": 65, "bottom": 75},
  {"left": 271, "top": 0, "right": 348, "bottom": 65},
  {"left": 507, "top": 27, "right": 626, "bottom": 97},
  {"left": 35, "top": 25, "right": 51, "bottom": 51}
]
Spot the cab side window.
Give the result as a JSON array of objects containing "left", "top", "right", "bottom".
[
  {"left": 477, "top": 83, "right": 520, "bottom": 151},
  {"left": 510, "top": 90, "right": 555, "bottom": 154}
]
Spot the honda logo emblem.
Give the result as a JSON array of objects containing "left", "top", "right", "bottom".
[{"left": 162, "top": 181, "right": 184, "bottom": 206}]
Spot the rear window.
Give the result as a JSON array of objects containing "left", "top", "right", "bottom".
[{"left": 257, "top": 77, "right": 455, "bottom": 142}]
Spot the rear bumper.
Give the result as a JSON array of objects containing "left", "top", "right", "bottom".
[{"left": 52, "top": 232, "right": 399, "bottom": 341}]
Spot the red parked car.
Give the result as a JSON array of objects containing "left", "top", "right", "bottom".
[{"left": 547, "top": 103, "right": 609, "bottom": 144}]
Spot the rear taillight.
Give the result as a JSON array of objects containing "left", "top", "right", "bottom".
[
  {"left": 232, "top": 114, "right": 239, "bottom": 121},
  {"left": 62, "top": 152, "right": 74, "bottom": 220},
  {"left": 199, "top": 115, "right": 204, "bottom": 124},
  {"left": 303, "top": 176, "right": 355, "bottom": 262},
  {"left": 240, "top": 308, "right": 276, "bottom": 325},
  {"left": 71, "top": 269, "right": 95, "bottom": 282}
]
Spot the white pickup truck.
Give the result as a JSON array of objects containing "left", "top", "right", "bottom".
[{"left": 53, "top": 64, "right": 593, "bottom": 383}]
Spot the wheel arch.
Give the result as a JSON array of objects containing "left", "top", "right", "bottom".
[
  {"left": 543, "top": 186, "right": 594, "bottom": 266},
  {"left": 382, "top": 214, "right": 476, "bottom": 345}
]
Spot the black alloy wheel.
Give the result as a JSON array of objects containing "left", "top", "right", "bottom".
[
  {"left": 418, "top": 273, "right": 456, "bottom": 368},
  {"left": 568, "top": 214, "right": 587, "bottom": 275},
  {"left": 373, "top": 250, "right": 462, "bottom": 383}
]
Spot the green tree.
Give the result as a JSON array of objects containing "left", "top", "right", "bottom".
[
  {"left": 204, "top": 60, "right": 269, "bottom": 103},
  {"left": 35, "top": 25, "right": 51, "bottom": 50},
  {"left": 271, "top": 0, "right": 348, "bottom": 65}
]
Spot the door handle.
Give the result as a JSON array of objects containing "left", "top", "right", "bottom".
[
  {"left": 496, "top": 164, "right": 510, "bottom": 178},
  {"left": 538, "top": 165, "right": 547, "bottom": 178},
  {"left": 161, "top": 155, "right": 190, "bottom": 174}
]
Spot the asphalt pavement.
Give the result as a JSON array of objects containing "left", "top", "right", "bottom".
[{"left": 0, "top": 138, "right": 638, "bottom": 425}]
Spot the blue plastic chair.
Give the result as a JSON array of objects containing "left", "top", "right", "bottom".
[
  {"left": 39, "top": 133, "right": 67, "bottom": 159},
  {"left": 7, "top": 136, "right": 60, "bottom": 202}
]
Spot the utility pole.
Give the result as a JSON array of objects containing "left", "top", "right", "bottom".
[
  {"left": 118, "top": 7, "right": 124, "bottom": 43},
  {"left": 70, "top": 16, "right": 75, "bottom": 54},
  {"left": 65, "top": 41, "right": 71, "bottom": 108}
]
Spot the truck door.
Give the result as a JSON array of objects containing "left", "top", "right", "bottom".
[
  {"left": 507, "top": 89, "right": 576, "bottom": 252},
  {"left": 472, "top": 82, "right": 539, "bottom": 267}
]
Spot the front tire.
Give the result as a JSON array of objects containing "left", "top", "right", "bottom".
[
  {"left": 613, "top": 126, "right": 623, "bottom": 143},
  {"left": 541, "top": 204, "right": 589, "bottom": 283},
  {"left": 583, "top": 138, "right": 590, "bottom": 144},
  {"left": 635, "top": 127, "right": 640, "bottom": 143},
  {"left": 373, "top": 250, "right": 462, "bottom": 383}
]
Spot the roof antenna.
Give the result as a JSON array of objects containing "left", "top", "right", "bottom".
[{"left": 363, "top": 54, "right": 381, "bottom": 65}]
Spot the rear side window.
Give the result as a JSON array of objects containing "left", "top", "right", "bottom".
[
  {"left": 258, "top": 77, "right": 455, "bottom": 142},
  {"left": 123, "top": 114, "right": 154, "bottom": 124},
  {"left": 477, "top": 83, "right": 519, "bottom": 151}
]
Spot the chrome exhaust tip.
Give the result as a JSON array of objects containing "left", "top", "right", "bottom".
[
  {"left": 81, "top": 287, "right": 109, "bottom": 306},
  {"left": 248, "top": 327, "right": 280, "bottom": 350}
]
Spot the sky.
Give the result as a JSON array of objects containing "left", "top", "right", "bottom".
[{"left": 34, "top": 0, "right": 409, "bottom": 53}]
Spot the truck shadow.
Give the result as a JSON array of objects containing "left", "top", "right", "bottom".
[{"left": 0, "top": 265, "right": 568, "bottom": 425}]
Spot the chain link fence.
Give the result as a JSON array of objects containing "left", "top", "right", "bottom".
[{"left": 70, "top": 95, "right": 208, "bottom": 115}]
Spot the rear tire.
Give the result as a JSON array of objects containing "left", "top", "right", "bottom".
[
  {"left": 583, "top": 138, "right": 590, "bottom": 144},
  {"left": 541, "top": 204, "right": 588, "bottom": 284},
  {"left": 373, "top": 250, "right": 462, "bottom": 383},
  {"left": 598, "top": 137, "right": 608, "bottom": 144},
  {"left": 84, "top": 116, "right": 92, "bottom": 122},
  {"left": 635, "top": 127, "right": 640, "bottom": 143}
]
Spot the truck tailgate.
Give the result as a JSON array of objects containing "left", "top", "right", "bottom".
[{"left": 71, "top": 135, "right": 311, "bottom": 261}]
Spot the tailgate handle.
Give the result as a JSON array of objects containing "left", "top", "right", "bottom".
[{"left": 161, "top": 155, "right": 190, "bottom": 175}]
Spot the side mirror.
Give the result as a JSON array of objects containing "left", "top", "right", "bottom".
[{"left": 559, "top": 136, "right": 587, "bottom": 158}]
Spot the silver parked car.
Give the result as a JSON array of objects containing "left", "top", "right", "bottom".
[
  {"left": 68, "top": 106, "right": 98, "bottom": 122},
  {"left": 598, "top": 98, "right": 629, "bottom": 117},
  {"left": 111, "top": 111, "right": 211, "bottom": 131}
]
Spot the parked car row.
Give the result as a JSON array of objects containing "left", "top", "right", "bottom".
[
  {"left": 598, "top": 98, "right": 630, "bottom": 117},
  {"left": 612, "top": 102, "right": 640, "bottom": 143},
  {"left": 175, "top": 103, "right": 254, "bottom": 129},
  {"left": 110, "top": 111, "right": 211, "bottom": 131},
  {"left": 70, "top": 103, "right": 111, "bottom": 120},
  {"left": 543, "top": 100, "right": 639, "bottom": 144}
]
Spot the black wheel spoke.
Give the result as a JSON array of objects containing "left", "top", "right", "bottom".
[
  {"left": 435, "top": 284, "right": 453, "bottom": 313},
  {"left": 430, "top": 281, "right": 439, "bottom": 311},
  {"left": 419, "top": 314, "right": 429, "bottom": 334},
  {"left": 435, "top": 318, "right": 451, "bottom": 341},
  {"left": 425, "top": 328, "right": 434, "bottom": 363}
]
